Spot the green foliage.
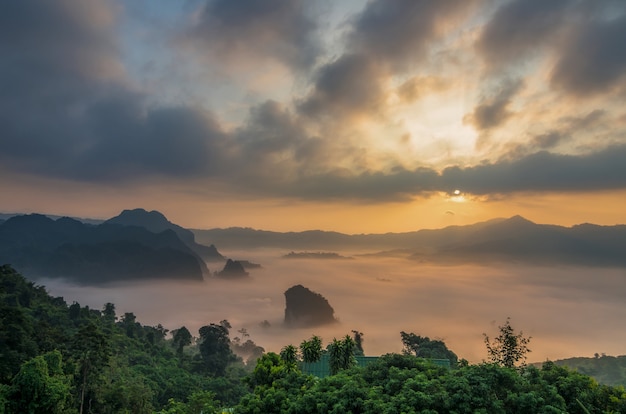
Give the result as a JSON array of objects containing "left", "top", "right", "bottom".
[
  {"left": 171, "top": 327, "right": 192, "bottom": 358},
  {"left": 197, "top": 321, "right": 238, "bottom": 377},
  {"left": 8, "top": 351, "right": 73, "bottom": 414},
  {"left": 299, "top": 335, "right": 322, "bottom": 363},
  {"left": 484, "top": 317, "right": 531, "bottom": 368},
  {"left": 157, "top": 390, "right": 220, "bottom": 414},
  {"left": 544, "top": 355, "right": 626, "bottom": 387},
  {"left": 246, "top": 353, "right": 294, "bottom": 389},
  {"left": 238, "top": 353, "right": 626, "bottom": 413},
  {"left": 0, "top": 266, "right": 246, "bottom": 413},
  {"left": 279, "top": 345, "right": 299, "bottom": 371},
  {"left": 400, "top": 331, "right": 459, "bottom": 366},
  {"left": 328, "top": 335, "right": 357, "bottom": 375}
]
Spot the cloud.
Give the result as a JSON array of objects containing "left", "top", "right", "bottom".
[
  {"left": 261, "top": 144, "right": 626, "bottom": 201},
  {"left": 297, "top": 54, "right": 388, "bottom": 120},
  {"left": 477, "top": 0, "right": 573, "bottom": 68},
  {"left": 441, "top": 145, "right": 626, "bottom": 195},
  {"left": 464, "top": 79, "right": 524, "bottom": 132},
  {"left": 0, "top": 1, "right": 122, "bottom": 159},
  {"left": 551, "top": 12, "right": 626, "bottom": 96},
  {"left": 181, "top": 0, "right": 321, "bottom": 70},
  {"left": 503, "top": 110, "right": 607, "bottom": 158},
  {"left": 348, "top": 0, "right": 481, "bottom": 70},
  {"left": 478, "top": 0, "right": 626, "bottom": 96},
  {"left": 0, "top": 0, "right": 226, "bottom": 182},
  {"left": 2, "top": 1, "right": 626, "bottom": 206},
  {"left": 228, "top": 100, "right": 328, "bottom": 181},
  {"left": 397, "top": 76, "right": 450, "bottom": 103}
]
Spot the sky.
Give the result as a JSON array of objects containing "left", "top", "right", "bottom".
[{"left": 2, "top": 0, "right": 626, "bottom": 233}]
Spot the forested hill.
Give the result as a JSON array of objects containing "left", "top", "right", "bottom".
[
  {"left": 2, "top": 264, "right": 626, "bottom": 413},
  {"left": 0, "top": 264, "right": 250, "bottom": 413},
  {"left": 537, "top": 355, "right": 626, "bottom": 387}
]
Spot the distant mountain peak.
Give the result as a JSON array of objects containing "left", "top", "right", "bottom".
[
  {"left": 107, "top": 208, "right": 181, "bottom": 234},
  {"left": 115, "top": 208, "right": 168, "bottom": 223},
  {"left": 507, "top": 215, "right": 534, "bottom": 224},
  {"left": 106, "top": 208, "right": 224, "bottom": 262}
]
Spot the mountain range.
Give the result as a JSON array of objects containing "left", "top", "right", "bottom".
[
  {"left": 2, "top": 210, "right": 625, "bottom": 286},
  {"left": 194, "top": 216, "right": 626, "bottom": 267},
  {"left": 0, "top": 209, "right": 224, "bottom": 284}
]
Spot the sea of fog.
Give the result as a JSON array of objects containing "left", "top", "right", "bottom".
[{"left": 41, "top": 248, "right": 626, "bottom": 364}]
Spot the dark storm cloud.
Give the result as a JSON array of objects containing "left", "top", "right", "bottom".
[
  {"left": 348, "top": 0, "right": 480, "bottom": 69},
  {"left": 271, "top": 145, "right": 626, "bottom": 201},
  {"left": 183, "top": 0, "right": 321, "bottom": 69},
  {"left": 478, "top": 0, "right": 626, "bottom": 96},
  {"left": 465, "top": 79, "right": 524, "bottom": 131},
  {"left": 477, "top": 0, "right": 573, "bottom": 68},
  {"left": 298, "top": 54, "right": 387, "bottom": 119},
  {"left": 440, "top": 144, "right": 626, "bottom": 195},
  {"left": 0, "top": 0, "right": 224, "bottom": 181},
  {"left": 551, "top": 12, "right": 626, "bottom": 96},
  {"left": 229, "top": 100, "right": 329, "bottom": 179},
  {"left": 78, "top": 95, "right": 225, "bottom": 180},
  {"left": 0, "top": 1, "right": 121, "bottom": 159}
]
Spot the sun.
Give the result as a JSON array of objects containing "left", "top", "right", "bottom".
[{"left": 450, "top": 189, "right": 466, "bottom": 203}]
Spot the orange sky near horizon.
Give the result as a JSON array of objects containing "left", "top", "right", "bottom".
[{"left": 2, "top": 169, "right": 625, "bottom": 233}]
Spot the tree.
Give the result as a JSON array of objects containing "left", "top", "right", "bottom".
[
  {"left": 8, "top": 351, "right": 72, "bottom": 414},
  {"left": 299, "top": 335, "right": 322, "bottom": 363},
  {"left": 483, "top": 317, "right": 531, "bottom": 368},
  {"left": 172, "top": 326, "right": 193, "bottom": 358},
  {"left": 102, "top": 302, "right": 116, "bottom": 324},
  {"left": 118, "top": 312, "right": 141, "bottom": 338},
  {"left": 400, "top": 331, "right": 459, "bottom": 366},
  {"left": 197, "top": 321, "right": 237, "bottom": 376},
  {"left": 70, "top": 321, "right": 111, "bottom": 414},
  {"left": 280, "top": 345, "right": 299, "bottom": 371},
  {"left": 328, "top": 335, "right": 356, "bottom": 375},
  {"left": 351, "top": 330, "right": 364, "bottom": 356}
]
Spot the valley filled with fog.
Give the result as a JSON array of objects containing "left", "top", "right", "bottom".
[{"left": 41, "top": 248, "right": 626, "bottom": 364}]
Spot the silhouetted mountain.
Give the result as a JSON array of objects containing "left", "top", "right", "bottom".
[
  {"left": 193, "top": 219, "right": 509, "bottom": 251},
  {"left": 234, "top": 260, "right": 262, "bottom": 269},
  {"left": 284, "top": 285, "right": 337, "bottom": 328},
  {"left": 410, "top": 216, "right": 626, "bottom": 266},
  {"left": 216, "top": 259, "right": 249, "bottom": 279},
  {"left": 107, "top": 208, "right": 224, "bottom": 262},
  {"left": 0, "top": 214, "right": 205, "bottom": 284},
  {"left": 195, "top": 216, "right": 626, "bottom": 267}
]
